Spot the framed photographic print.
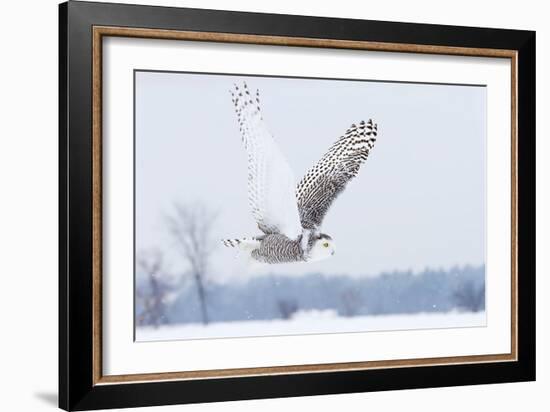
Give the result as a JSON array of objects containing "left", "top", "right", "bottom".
[{"left": 59, "top": 1, "right": 536, "bottom": 410}]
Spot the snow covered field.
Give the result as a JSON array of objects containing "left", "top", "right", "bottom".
[{"left": 136, "top": 310, "right": 486, "bottom": 342}]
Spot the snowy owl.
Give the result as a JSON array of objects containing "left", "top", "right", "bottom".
[{"left": 223, "top": 82, "right": 379, "bottom": 264}]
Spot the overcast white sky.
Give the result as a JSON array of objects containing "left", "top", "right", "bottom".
[{"left": 135, "top": 71, "right": 486, "bottom": 281}]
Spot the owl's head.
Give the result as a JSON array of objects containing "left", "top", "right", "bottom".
[{"left": 308, "top": 233, "right": 335, "bottom": 262}]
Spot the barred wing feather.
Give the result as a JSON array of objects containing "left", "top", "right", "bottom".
[
  {"left": 296, "top": 120, "right": 378, "bottom": 230},
  {"left": 231, "top": 82, "right": 303, "bottom": 239}
]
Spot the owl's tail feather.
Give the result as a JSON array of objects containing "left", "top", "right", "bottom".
[
  {"left": 222, "top": 237, "right": 261, "bottom": 252},
  {"left": 222, "top": 237, "right": 266, "bottom": 271}
]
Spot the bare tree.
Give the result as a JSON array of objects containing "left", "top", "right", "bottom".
[
  {"left": 340, "top": 288, "right": 362, "bottom": 317},
  {"left": 166, "top": 203, "right": 217, "bottom": 325},
  {"left": 276, "top": 298, "right": 299, "bottom": 320},
  {"left": 136, "top": 249, "right": 171, "bottom": 328},
  {"left": 453, "top": 281, "right": 485, "bottom": 312}
]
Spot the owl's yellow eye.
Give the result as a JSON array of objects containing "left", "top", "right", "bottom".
[{"left": 323, "top": 242, "right": 329, "bottom": 248}]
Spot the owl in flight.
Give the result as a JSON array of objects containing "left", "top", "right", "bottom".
[{"left": 223, "top": 82, "right": 379, "bottom": 264}]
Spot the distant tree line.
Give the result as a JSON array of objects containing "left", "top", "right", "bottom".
[{"left": 136, "top": 263, "right": 485, "bottom": 327}]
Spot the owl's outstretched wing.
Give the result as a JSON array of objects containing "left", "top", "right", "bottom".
[
  {"left": 231, "top": 82, "right": 302, "bottom": 239},
  {"left": 296, "top": 120, "right": 378, "bottom": 230}
]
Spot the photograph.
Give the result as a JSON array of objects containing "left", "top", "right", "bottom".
[{"left": 134, "top": 71, "right": 487, "bottom": 342}]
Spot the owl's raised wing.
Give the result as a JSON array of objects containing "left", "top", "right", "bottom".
[
  {"left": 296, "top": 120, "right": 378, "bottom": 230},
  {"left": 231, "top": 82, "right": 302, "bottom": 239}
]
